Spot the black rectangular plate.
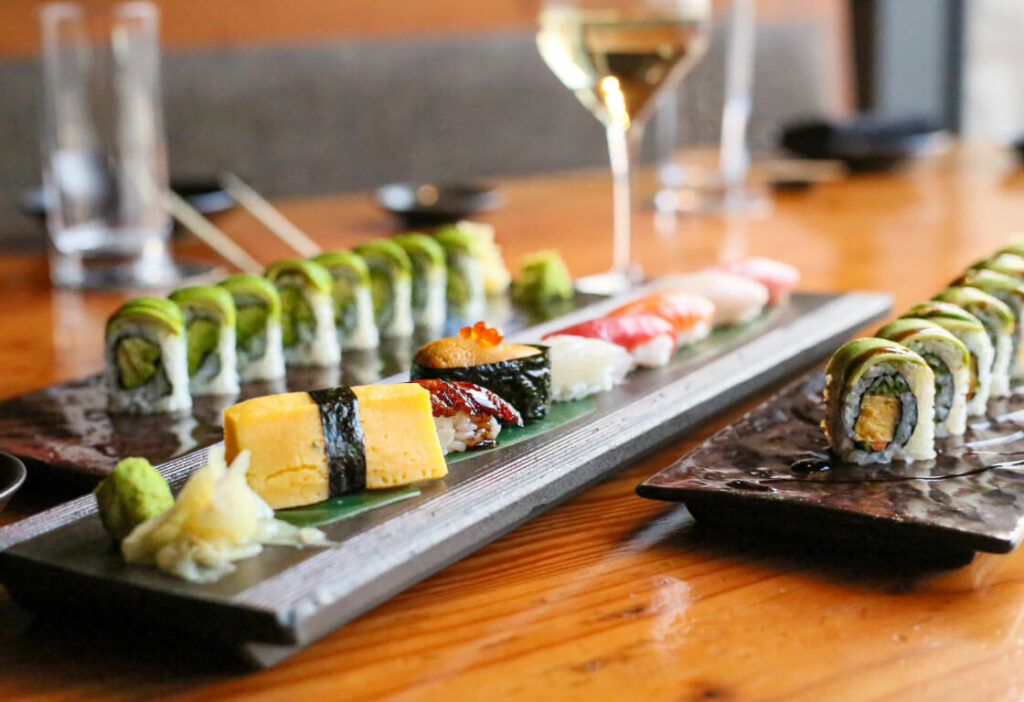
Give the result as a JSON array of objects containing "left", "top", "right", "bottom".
[
  {"left": 637, "top": 371, "right": 1024, "bottom": 555},
  {"left": 0, "top": 291, "right": 891, "bottom": 668}
]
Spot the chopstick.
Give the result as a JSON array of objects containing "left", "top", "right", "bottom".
[
  {"left": 163, "top": 190, "right": 263, "bottom": 274},
  {"left": 219, "top": 172, "right": 323, "bottom": 257}
]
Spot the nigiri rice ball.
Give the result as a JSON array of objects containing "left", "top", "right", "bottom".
[{"left": 545, "top": 335, "right": 633, "bottom": 402}]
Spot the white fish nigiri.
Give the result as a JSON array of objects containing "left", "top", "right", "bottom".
[{"left": 544, "top": 334, "right": 633, "bottom": 402}]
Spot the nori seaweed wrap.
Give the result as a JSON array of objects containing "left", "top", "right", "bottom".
[
  {"left": 168, "top": 285, "right": 240, "bottom": 396},
  {"left": 410, "top": 336, "right": 551, "bottom": 420},
  {"left": 312, "top": 251, "right": 380, "bottom": 350}
]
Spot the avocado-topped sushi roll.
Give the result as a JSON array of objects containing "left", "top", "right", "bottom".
[
  {"left": 824, "top": 338, "right": 935, "bottom": 465},
  {"left": 393, "top": 233, "right": 447, "bottom": 332},
  {"left": 224, "top": 383, "right": 447, "bottom": 509},
  {"left": 168, "top": 286, "right": 240, "bottom": 396},
  {"left": 354, "top": 240, "right": 414, "bottom": 338},
  {"left": 876, "top": 318, "right": 970, "bottom": 437},
  {"left": 219, "top": 274, "right": 286, "bottom": 382},
  {"left": 411, "top": 322, "right": 551, "bottom": 420},
  {"left": 934, "top": 286, "right": 1014, "bottom": 397},
  {"left": 902, "top": 301, "right": 994, "bottom": 417},
  {"left": 434, "top": 225, "right": 486, "bottom": 320},
  {"left": 956, "top": 269, "right": 1024, "bottom": 378},
  {"left": 972, "top": 252, "right": 1024, "bottom": 281},
  {"left": 311, "top": 251, "right": 379, "bottom": 351},
  {"left": 453, "top": 220, "right": 511, "bottom": 296},
  {"left": 105, "top": 297, "right": 191, "bottom": 414},
  {"left": 411, "top": 379, "right": 523, "bottom": 455},
  {"left": 265, "top": 259, "right": 340, "bottom": 367}
]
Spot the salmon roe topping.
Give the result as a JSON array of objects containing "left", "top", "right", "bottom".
[{"left": 458, "top": 321, "right": 504, "bottom": 346}]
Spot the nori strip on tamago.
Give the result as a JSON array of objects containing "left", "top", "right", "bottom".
[
  {"left": 410, "top": 346, "right": 551, "bottom": 421},
  {"left": 309, "top": 387, "right": 367, "bottom": 495}
]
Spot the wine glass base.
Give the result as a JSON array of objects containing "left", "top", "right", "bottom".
[
  {"left": 653, "top": 184, "right": 772, "bottom": 216},
  {"left": 574, "top": 266, "right": 644, "bottom": 296}
]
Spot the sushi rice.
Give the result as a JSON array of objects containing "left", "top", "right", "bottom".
[
  {"left": 105, "top": 319, "right": 191, "bottom": 414},
  {"left": 434, "top": 414, "right": 501, "bottom": 455},
  {"left": 545, "top": 334, "right": 632, "bottom": 402}
]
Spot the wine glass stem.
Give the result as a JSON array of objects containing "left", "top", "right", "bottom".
[{"left": 605, "top": 123, "right": 644, "bottom": 274}]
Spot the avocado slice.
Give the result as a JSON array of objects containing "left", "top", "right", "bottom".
[
  {"left": 116, "top": 337, "right": 162, "bottom": 390},
  {"left": 186, "top": 318, "right": 220, "bottom": 375}
]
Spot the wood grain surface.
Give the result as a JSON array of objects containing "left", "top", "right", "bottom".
[{"left": 3, "top": 146, "right": 1024, "bottom": 700}]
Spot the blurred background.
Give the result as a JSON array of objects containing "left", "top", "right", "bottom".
[{"left": 0, "top": 0, "right": 1016, "bottom": 251}]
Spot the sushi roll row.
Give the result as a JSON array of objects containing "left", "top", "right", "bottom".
[
  {"left": 824, "top": 242, "right": 1024, "bottom": 464},
  {"left": 105, "top": 222, "right": 513, "bottom": 414}
]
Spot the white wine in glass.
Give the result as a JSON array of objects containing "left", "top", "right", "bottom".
[{"left": 537, "top": 0, "right": 710, "bottom": 292}]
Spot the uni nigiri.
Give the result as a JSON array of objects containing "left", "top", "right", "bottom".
[
  {"left": 609, "top": 291, "right": 714, "bottom": 345},
  {"left": 655, "top": 271, "right": 769, "bottom": 326},
  {"left": 544, "top": 314, "right": 677, "bottom": 368},
  {"left": 717, "top": 258, "right": 799, "bottom": 304}
]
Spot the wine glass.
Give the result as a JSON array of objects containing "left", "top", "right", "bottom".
[{"left": 537, "top": 0, "right": 711, "bottom": 293}]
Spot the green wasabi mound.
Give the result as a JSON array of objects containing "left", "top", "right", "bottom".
[
  {"left": 511, "top": 250, "right": 573, "bottom": 304},
  {"left": 94, "top": 457, "right": 174, "bottom": 541}
]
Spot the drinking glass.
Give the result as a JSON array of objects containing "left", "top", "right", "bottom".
[
  {"left": 537, "top": 0, "right": 711, "bottom": 293},
  {"left": 40, "top": 1, "right": 175, "bottom": 289}
]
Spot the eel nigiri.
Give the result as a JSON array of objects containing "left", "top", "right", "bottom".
[
  {"left": 717, "top": 258, "right": 799, "bottom": 304},
  {"left": 655, "top": 270, "right": 769, "bottom": 326},
  {"left": 544, "top": 314, "right": 677, "bottom": 368},
  {"left": 411, "top": 379, "right": 522, "bottom": 455},
  {"left": 609, "top": 290, "right": 715, "bottom": 345}
]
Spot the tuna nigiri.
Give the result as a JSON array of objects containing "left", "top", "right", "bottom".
[
  {"left": 716, "top": 258, "right": 799, "bottom": 304},
  {"left": 609, "top": 290, "right": 715, "bottom": 345},
  {"left": 655, "top": 271, "right": 769, "bottom": 326},
  {"left": 545, "top": 314, "right": 678, "bottom": 368}
]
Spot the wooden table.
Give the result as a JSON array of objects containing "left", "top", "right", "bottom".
[{"left": 3, "top": 147, "right": 1024, "bottom": 700}]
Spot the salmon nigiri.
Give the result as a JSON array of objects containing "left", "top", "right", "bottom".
[
  {"left": 609, "top": 291, "right": 715, "bottom": 345},
  {"left": 544, "top": 314, "right": 677, "bottom": 368}
]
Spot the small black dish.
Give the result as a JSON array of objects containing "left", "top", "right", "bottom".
[
  {"left": 0, "top": 452, "right": 27, "bottom": 516},
  {"left": 781, "top": 114, "right": 944, "bottom": 173},
  {"left": 375, "top": 182, "right": 500, "bottom": 227}
]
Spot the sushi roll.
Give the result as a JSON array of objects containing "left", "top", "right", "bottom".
[
  {"left": 354, "top": 240, "right": 415, "bottom": 338},
  {"left": 543, "top": 335, "right": 632, "bottom": 402},
  {"left": 434, "top": 224, "right": 487, "bottom": 320},
  {"left": 411, "top": 379, "right": 523, "bottom": 455},
  {"left": 823, "top": 338, "right": 935, "bottom": 465},
  {"left": 265, "top": 259, "right": 341, "bottom": 367},
  {"left": 453, "top": 220, "right": 511, "bottom": 296},
  {"left": 934, "top": 286, "right": 1014, "bottom": 397},
  {"left": 609, "top": 291, "right": 715, "bottom": 345},
  {"left": 105, "top": 297, "right": 191, "bottom": 414},
  {"left": 902, "top": 301, "right": 994, "bottom": 417},
  {"left": 311, "top": 251, "right": 379, "bottom": 350},
  {"left": 716, "top": 258, "right": 800, "bottom": 305},
  {"left": 956, "top": 269, "right": 1024, "bottom": 377},
  {"left": 219, "top": 274, "right": 286, "bottom": 382},
  {"left": 970, "top": 252, "right": 1024, "bottom": 281},
  {"left": 544, "top": 314, "right": 678, "bottom": 368},
  {"left": 876, "top": 318, "right": 971, "bottom": 437},
  {"left": 393, "top": 233, "right": 447, "bottom": 332},
  {"left": 655, "top": 270, "right": 768, "bottom": 326},
  {"left": 223, "top": 383, "right": 447, "bottom": 509},
  {"left": 168, "top": 286, "right": 240, "bottom": 396},
  {"left": 411, "top": 322, "right": 551, "bottom": 420}
]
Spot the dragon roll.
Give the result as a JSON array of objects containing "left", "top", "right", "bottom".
[
  {"left": 902, "top": 301, "right": 994, "bottom": 417},
  {"left": 105, "top": 297, "right": 191, "bottom": 414},
  {"left": 934, "top": 286, "right": 1014, "bottom": 397},
  {"left": 311, "top": 251, "right": 379, "bottom": 350},
  {"left": 971, "top": 252, "right": 1024, "bottom": 281},
  {"left": 824, "top": 338, "right": 936, "bottom": 465},
  {"left": 956, "top": 268, "right": 1024, "bottom": 378},
  {"left": 434, "top": 224, "right": 486, "bottom": 321},
  {"left": 393, "top": 233, "right": 447, "bottom": 332},
  {"left": 354, "top": 240, "right": 414, "bottom": 338},
  {"left": 265, "top": 259, "right": 340, "bottom": 367},
  {"left": 168, "top": 285, "right": 240, "bottom": 396},
  {"left": 219, "top": 274, "right": 286, "bottom": 382},
  {"left": 876, "top": 318, "right": 970, "bottom": 437}
]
